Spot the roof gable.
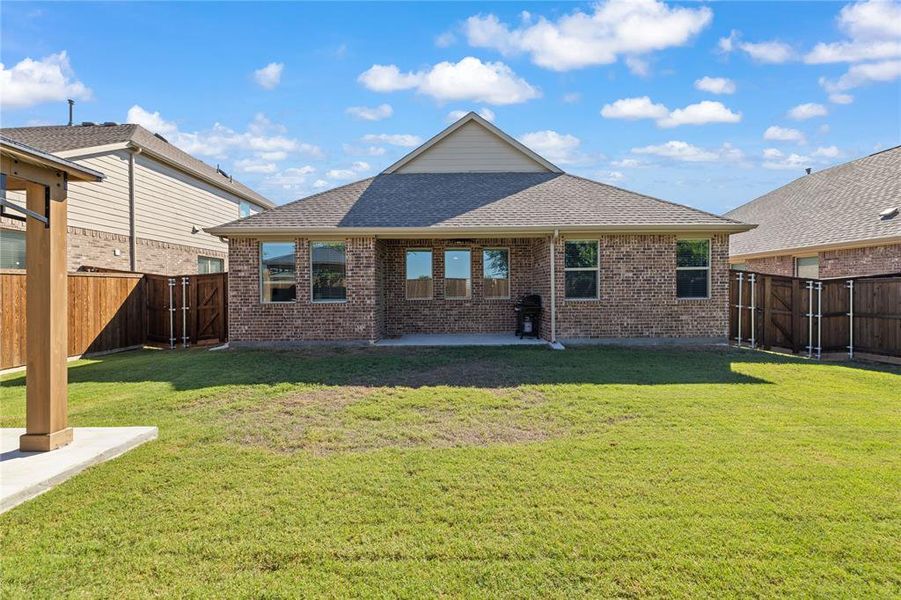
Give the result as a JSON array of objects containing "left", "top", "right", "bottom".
[{"left": 384, "top": 112, "right": 561, "bottom": 174}]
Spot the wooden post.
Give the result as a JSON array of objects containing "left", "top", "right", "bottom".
[{"left": 20, "top": 181, "right": 72, "bottom": 451}]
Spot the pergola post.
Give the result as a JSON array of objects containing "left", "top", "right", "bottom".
[{"left": 19, "top": 181, "right": 72, "bottom": 451}]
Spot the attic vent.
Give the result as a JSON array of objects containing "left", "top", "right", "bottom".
[
  {"left": 879, "top": 206, "right": 899, "bottom": 220},
  {"left": 101, "top": 121, "right": 117, "bottom": 127},
  {"left": 154, "top": 133, "right": 169, "bottom": 143},
  {"left": 80, "top": 121, "right": 96, "bottom": 127}
]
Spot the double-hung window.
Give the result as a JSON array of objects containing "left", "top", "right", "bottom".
[
  {"left": 676, "top": 239, "right": 710, "bottom": 299},
  {"left": 483, "top": 248, "right": 510, "bottom": 299},
  {"left": 260, "top": 242, "right": 296, "bottom": 302},
  {"left": 311, "top": 241, "right": 347, "bottom": 302},
  {"left": 444, "top": 249, "right": 471, "bottom": 299},
  {"left": 564, "top": 240, "right": 599, "bottom": 299},
  {"left": 795, "top": 256, "right": 819, "bottom": 279},
  {"left": 406, "top": 249, "right": 433, "bottom": 299}
]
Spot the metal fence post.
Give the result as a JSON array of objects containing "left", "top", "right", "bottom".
[
  {"left": 181, "top": 276, "right": 190, "bottom": 348},
  {"left": 749, "top": 273, "right": 756, "bottom": 349},
  {"left": 847, "top": 279, "right": 854, "bottom": 359},
  {"left": 816, "top": 281, "right": 823, "bottom": 360},
  {"left": 806, "top": 280, "right": 814, "bottom": 358},
  {"left": 735, "top": 272, "right": 743, "bottom": 347},
  {"left": 167, "top": 277, "right": 176, "bottom": 349}
]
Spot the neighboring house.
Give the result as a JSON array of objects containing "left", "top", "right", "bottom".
[
  {"left": 0, "top": 123, "right": 273, "bottom": 274},
  {"left": 207, "top": 113, "right": 752, "bottom": 345},
  {"left": 726, "top": 146, "right": 901, "bottom": 279}
]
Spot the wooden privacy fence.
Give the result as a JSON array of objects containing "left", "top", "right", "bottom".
[
  {"left": 730, "top": 271, "right": 901, "bottom": 359},
  {"left": 1, "top": 270, "right": 228, "bottom": 369},
  {"left": 1, "top": 270, "right": 146, "bottom": 369}
]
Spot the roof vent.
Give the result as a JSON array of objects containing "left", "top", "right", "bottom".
[
  {"left": 81, "top": 121, "right": 96, "bottom": 127},
  {"left": 153, "top": 133, "right": 168, "bottom": 143},
  {"left": 805, "top": 167, "right": 812, "bottom": 175},
  {"left": 101, "top": 121, "right": 117, "bottom": 127},
  {"left": 879, "top": 206, "right": 899, "bottom": 220},
  {"left": 216, "top": 165, "right": 231, "bottom": 179}
]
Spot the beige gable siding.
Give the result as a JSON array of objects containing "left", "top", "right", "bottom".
[
  {"left": 133, "top": 154, "right": 242, "bottom": 252},
  {"left": 3, "top": 150, "right": 132, "bottom": 236},
  {"left": 396, "top": 121, "right": 551, "bottom": 173}
]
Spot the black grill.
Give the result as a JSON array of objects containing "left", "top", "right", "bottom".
[{"left": 514, "top": 294, "right": 542, "bottom": 339}]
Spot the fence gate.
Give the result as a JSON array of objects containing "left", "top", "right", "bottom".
[{"left": 146, "top": 272, "right": 228, "bottom": 347}]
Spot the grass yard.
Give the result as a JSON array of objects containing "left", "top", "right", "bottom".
[{"left": 1, "top": 346, "right": 899, "bottom": 598}]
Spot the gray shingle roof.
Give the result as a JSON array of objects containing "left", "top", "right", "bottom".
[
  {"left": 209, "top": 172, "right": 747, "bottom": 234},
  {"left": 0, "top": 124, "right": 272, "bottom": 208},
  {"left": 725, "top": 146, "right": 901, "bottom": 257}
]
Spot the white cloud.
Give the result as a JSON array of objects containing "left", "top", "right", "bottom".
[
  {"left": 126, "top": 106, "right": 322, "bottom": 161},
  {"left": 234, "top": 158, "right": 278, "bottom": 174},
  {"left": 343, "top": 144, "right": 387, "bottom": 156},
  {"left": 601, "top": 97, "right": 741, "bottom": 127},
  {"left": 611, "top": 158, "right": 641, "bottom": 168},
  {"left": 819, "top": 59, "right": 901, "bottom": 94},
  {"left": 435, "top": 31, "right": 456, "bottom": 48},
  {"left": 598, "top": 170, "right": 625, "bottom": 183},
  {"left": 631, "top": 140, "right": 744, "bottom": 162},
  {"left": 362, "top": 133, "right": 423, "bottom": 147},
  {"left": 346, "top": 103, "right": 393, "bottom": 121},
  {"left": 813, "top": 145, "right": 841, "bottom": 158},
  {"left": 446, "top": 107, "right": 496, "bottom": 123},
  {"left": 0, "top": 51, "right": 91, "bottom": 109},
  {"left": 761, "top": 148, "right": 812, "bottom": 170},
  {"left": 313, "top": 179, "right": 329, "bottom": 189},
  {"left": 327, "top": 161, "right": 371, "bottom": 181},
  {"left": 719, "top": 30, "right": 795, "bottom": 63},
  {"left": 625, "top": 56, "right": 650, "bottom": 77},
  {"left": 463, "top": 0, "right": 712, "bottom": 71},
  {"left": 253, "top": 62, "right": 284, "bottom": 90},
  {"left": 265, "top": 166, "right": 317, "bottom": 189},
  {"left": 358, "top": 57, "right": 539, "bottom": 105},
  {"left": 805, "top": 0, "right": 901, "bottom": 64},
  {"left": 694, "top": 76, "right": 736, "bottom": 95},
  {"left": 517, "top": 130, "right": 585, "bottom": 164},
  {"left": 600, "top": 96, "right": 669, "bottom": 120},
  {"left": 763, "top": 125, "right": 806, "bottom": 144},
  {"left": 829, "top": 92, "right": 854, "bottom": 104},
  {"left": 787, "top": 103, "right": 828, "bottom": 120}
]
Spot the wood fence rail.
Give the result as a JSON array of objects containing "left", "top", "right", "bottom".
[
  {"left": 1, "top": 270, "right": 227, "bottom": 369},
  {"left": 730, "top": 271, "right": 901, "bottom": 359}
]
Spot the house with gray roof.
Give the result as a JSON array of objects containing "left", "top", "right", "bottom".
[
  {"left": 1, "top": 123, "right": 272, "bottom": 274},
  {"left": 208, "top": 112, "right": 752, "bottom": 345},
  {"left": 726, "top": 145, "right": 901, "bottom": 279}
]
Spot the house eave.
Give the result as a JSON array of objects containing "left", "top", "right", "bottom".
[
  {"left": 206, "top": 222, "right": 755, "bottom": 239},
  {"left": 729, "top": 234, "right": 901, "bottom": 262}
]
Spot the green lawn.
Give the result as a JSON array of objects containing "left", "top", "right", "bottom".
[{"left": 1, "top": 346, "right": 899, "bottom": 598}]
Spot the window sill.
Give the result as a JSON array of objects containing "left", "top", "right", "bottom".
[
  {"left": 564, "top": 297, "right": 601, "bottom": 302},
  {"left": 676, "top": 296, "right": 711, "bottom": 301},
  {"left": 312, "top": 299, "right": 348, "bottom": 304},
  {"left": 260, "top": 301, "right": 296, "bottom": 305}
]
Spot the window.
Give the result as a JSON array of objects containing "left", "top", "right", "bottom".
[
  {"left": 0, "top": 229, "right": 26, "bottom": 269},
  {"left": 564, "top": 240, "right": 599, "bottom": 299},
  {"left": 730, "top": 263, "right": 749, "bottom": 271},
  {"left": 444, "top": 249, "right": 471, "bottom": 299},
  {"left": 260, "top": 242, "right": 296, "bottom": 302},
  {"left": 239, "top": 201, "right": 258, "bottom": 218},
  {"left": 311, "top": 241, "right": 347, "bottom": 302},
  {"left": 197, "top": 256, "right": 224, "bottom": 274},
  {"left": 483, "top": 248, "right": 510, "bottom": 299},
  {"left": 406, "top": 249, "right": 433, "bottom": 299},
  {"left": 795, "top": 256, "right": 819, "bottom": 279},
  {"left": 676, "top": 239, "right": 710, "bottom": 299}
]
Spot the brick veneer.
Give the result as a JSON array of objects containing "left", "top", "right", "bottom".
[
  {"left": 2, "top": 219, "right": 226, "bottom": 274},
  {"left": 738, "top": 242, "right": 901, "bottom": 278},
  {"left": 227, "top": 233, "right": 731, "bottom": 343}
]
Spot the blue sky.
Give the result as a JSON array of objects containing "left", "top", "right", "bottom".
[{"left": 2, "top": 1, "right": 899, "bottom": 214}]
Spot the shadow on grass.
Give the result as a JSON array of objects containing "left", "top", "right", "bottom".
[{"left": 0, "top": 345, "right": 802, "bottom": 391}]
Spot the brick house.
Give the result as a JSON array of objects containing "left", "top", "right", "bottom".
[
  {"left": 0, "top": 123, "right": 272, "bottom": 274},
  {"left": 726, "top": 145, "right": 900, "bottom": 278},
  {"left": 208, "top": 113, "right": 752, "bottom": 345}
]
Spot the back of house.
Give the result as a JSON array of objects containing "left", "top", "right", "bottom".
[
  {"left": 208, "top": 112, "right": 753, "bottom": 345},
  {"left": 0, "top": 123, "right": 272, "bottom": 274},
  {"left": 726, "top": 146, "right": 901, "bottom": 278}
]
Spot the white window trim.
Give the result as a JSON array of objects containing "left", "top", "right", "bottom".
[
  {"left": 405, "top": 247, "right": 434, "bottom": 300},
  {"left": 260, "top": 241, "right": 297, "bottom": 304},
  {"left": 444, "top": 248, "right": 472, "bottom": 300},
  {"left": 676, "top": 238, "right": 711, "bottom": 300},
  {"left": 310, "top": 240, "right": 348, "bottom": 304},
  {"left": 482, "top": 247, "right": 511, "bottom": 300},
  {"left": 564, "top": 239, "right": 600, "bottom": 301}
]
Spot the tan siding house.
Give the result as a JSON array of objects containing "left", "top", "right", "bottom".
[{"left": 0, "top": 124, "right": 272, "bottom": 274}]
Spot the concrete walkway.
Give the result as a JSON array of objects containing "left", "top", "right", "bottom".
[
  {"left": 1, "top": 427, "right": 157, "bottom": 513},
  {"left": 375, "top": 333, "right": 548, "bottom": 347}
]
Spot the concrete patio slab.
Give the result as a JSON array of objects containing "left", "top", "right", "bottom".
[
  {"left": 375, "top": 333, "right": 548, "bottom": 347},
  {"left": 1, "top": 426, "right": 158, "bottom": 514}
]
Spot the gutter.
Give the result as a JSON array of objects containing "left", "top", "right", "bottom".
[{"left": 205, "top": 222, "right": 756, "bottom": 238}]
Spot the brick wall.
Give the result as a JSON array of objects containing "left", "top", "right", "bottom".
[
  {"left": 738, "top": 242, "right": 901, "bottom": 278},
  {"left": 553, "top": 234, "right": 730, "bottom": 339},
  {"left": 381, "top": 238, "right": 543, "bottom": 336},
  {"left": 227, "top": 237, "right": 378, "bottom": 342},
  {"left": 1, "top": 220, "right": 226, "bottom": 274}
]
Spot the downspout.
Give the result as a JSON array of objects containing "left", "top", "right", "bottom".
[
  {"left": 128, "top": 147, "right": 141, "bottom": 271},
  {"left": 549, "top": 228, "right": 558, "bottom": 345}
]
